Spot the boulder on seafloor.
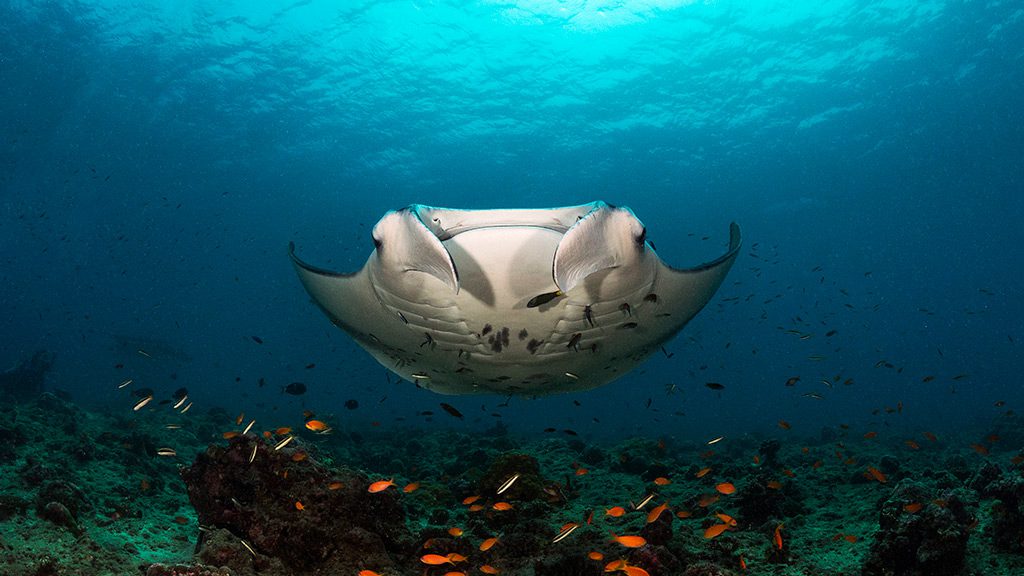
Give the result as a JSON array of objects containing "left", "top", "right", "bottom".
[
  {"left": 181, "top": 435, "right": 411, "bottom": 574},
  {"left": 973, "top": 461, "right": 1024, "bottom": 553},
  {"left": 862, "top": 479, "right": 977, "bottom": 576}
]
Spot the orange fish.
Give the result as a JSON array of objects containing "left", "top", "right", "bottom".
[
  {"left": 420, "top": 554, "right": 454, "bottom": 565},
  {"left": 752, "top": 455, "right": 760, "bottom": 465},
  {"left": 605, "top": 560, "right": 628, "bottom": 572},
  {"left": 971, "top": 443, "right": 990, "bottom": 456},
  {"left": 462, "top": 495, "right": 481, "bottom": 505},
  {"left": 740, "top": 555, "right": 747, "bottom": 570},
  {"left": 492, "top": 502, "right": 513, "bottom": 511},
  {"left": 778, "top": 420, "right": 791, "bottom": 430},
  {"left": 588, "top": 551, "right": 604, "bottom": 560},
  {"left": 304, "top": 420, "right": 329, "bottom": 432},
  {"left": 653, "top": 477, "right": 671, "bottom": 486},
  {"left": 403, "top": 482, "right": 420, "bottom": 493},
  {"left": 222, "top": 431, "right": 241, "bottom": 439},
  {"left": 235, "top": 412, "right": 244, "bottom": 425},
  {"left": 715, "top": 482, "right": 736, "bottom": 495},
  {"left": 291, "top": 452, "right": 307, "bottom": 462},
  {"left": 173, "top": 515, "right": 188, "bottom": 525},
  {"left": 704, "top": 523, "right": 729, "bottom": 539},
  {"left": 358, "top": 571, "right": 381, "bottom": 576},
  {"left": 447, "top": 553, "right": 468, "bottom": 563},
  {"left": 716, "top": 513, "right": 737, "bottom": 526},
  {"left": 447, "top": 527, "right": 463, "bottom": 537},
  {"left": 480, "top": 537, "right": 498, "bottom": 551},
  {"left": 675, "top": 510, "right": 692, "bottom": 518},
  {"left": 863, "top": 431, "right": 878, "bottom": 439},
  {"left": 623, "top": 567, "right": 650, "bottom": 576},
  {"left": 866, "top": 467, "right": 887, "bottom": 483},
  {"left": 782, "top": 469, "right": 796, "bottom": 478},
  {"left": 646, "top": 502, "right": 669, "bottom": 524},
  {"left": 766, "top": 480, "right": 782, "bottom": 490},
  {"left": 843, "top": 534, "right": 858, "bottom": 543},
  {"left": 575, "top": 468, "right": 589, "bottom": 476},
  {"left": 611, "top": 533, "right": 647, "bottom": 548},
  {"left": 605, "top": 506, "right": 626, "bottom": 517},
  {"left": 905, "top": 440, "right": 920, "bottom": 450},
  {"left": 294, "top": 501, "right": 305, "bottom": 511},
  {"left": 328, "top": 481, "right": 343, "bottom": 490},
  {"left": 368, "top": 479, "right": 396, "bottom": 493},
  {"left": 904, "top": 502, "right": 923, "bottom": 513},
  {"left": 479, "top": 566, "right": 499, "bottom": 575},
  {"left": 468, "top": 504, "right": 485, "bottom": 512},
  {"left": 924, "top": 431, "right": 938, "bottom": 442},
  {"left": 696, "top": 467, "right": 712, "bottom": 478},
  {"left": 697, "top": 494, "right": 720, "bottom": 508},
  {"left": 773, "top": 523, "right": 784, "bottom": 550}
]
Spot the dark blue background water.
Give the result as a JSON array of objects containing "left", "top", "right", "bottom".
[{"left": 1, "top": 0, "right": 1021, "bottom": 442}]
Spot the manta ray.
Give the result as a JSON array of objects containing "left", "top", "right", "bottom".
[{"left": 290, "top": 201, "right": 740, "bottom": 396}]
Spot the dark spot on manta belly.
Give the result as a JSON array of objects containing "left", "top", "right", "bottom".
[
  {"left": 518, "top": 329, "right": 528, "bottom": 340},
  {"left": 482, "top": 323, "right": 493, "bottom": 336},
  {"left": 527, "top": 339, "right": 543, "bottom": 354}
]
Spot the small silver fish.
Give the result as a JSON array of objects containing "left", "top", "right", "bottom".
[
  {"left": 497, "top": 473, "right": 520, "bottom": 495},
  {"left": 551, "top": 522, "right": 579, "bottom": 543}
]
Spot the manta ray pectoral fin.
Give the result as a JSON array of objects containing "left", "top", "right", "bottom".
[
  {"left": 655, "top": 222, "right": 743, "bottom": 325},
  {"left": 373, "top": 207, "right": 460, "bottom": 294},
  {"left": 288, "top": 242, "right": 379, "bottom": 335},
  {"left": 552, "top": 202, "right": 647, "bottom": 293}
]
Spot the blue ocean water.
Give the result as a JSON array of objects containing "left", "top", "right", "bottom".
[{"left": 1, "top": 0, "right": 1021, "bottom": 442}]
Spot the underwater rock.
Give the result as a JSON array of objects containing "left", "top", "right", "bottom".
[
  {"left": 0, "top": 350, "right": 54, "bottom": 402},
  {"left": 968, "top": 460, "right": 1002, "bottom": 492},
  {"left": 35, "top": 479, "right": 90, "bottom": 520},
  {"left": 146, "top": 563, "right": 235, "bottom": 576},
  {"left": 630, "top": 541, "right": 683, "bottom": 575},
  {"left": 195, "top": 527, "right": 278, "bottom": 575},
  {"left": 862, "top": 479, "right": 977, "bottom": 576},
  {"left": 975, "top": 465, "right": 1024, "bottom": 552},
  {"left": 735, "top": 470, "right": 804, "bottom": 526},
  {"left": 39, "top": 501, "right": 82, "bottom": 536},
  {"left": 182, "top": 436, "right": 411, "bottom": 573},
  {"left": 478, "top": 452, "right": 548, "bottom": 502}
]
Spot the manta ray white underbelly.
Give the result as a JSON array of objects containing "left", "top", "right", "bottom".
[{"left": 290, "top": 201, "right": 740, "bottom": 396}]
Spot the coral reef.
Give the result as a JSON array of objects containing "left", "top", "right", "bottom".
[
  {"left": 181, "top": 435, "right": 411, "bottom": 574},
  {"left": 2, "top": 390, "right": 1024, "bottom": 575},
  {"left": 862, "top": 480, "right": 977, "bottom": 576}
]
